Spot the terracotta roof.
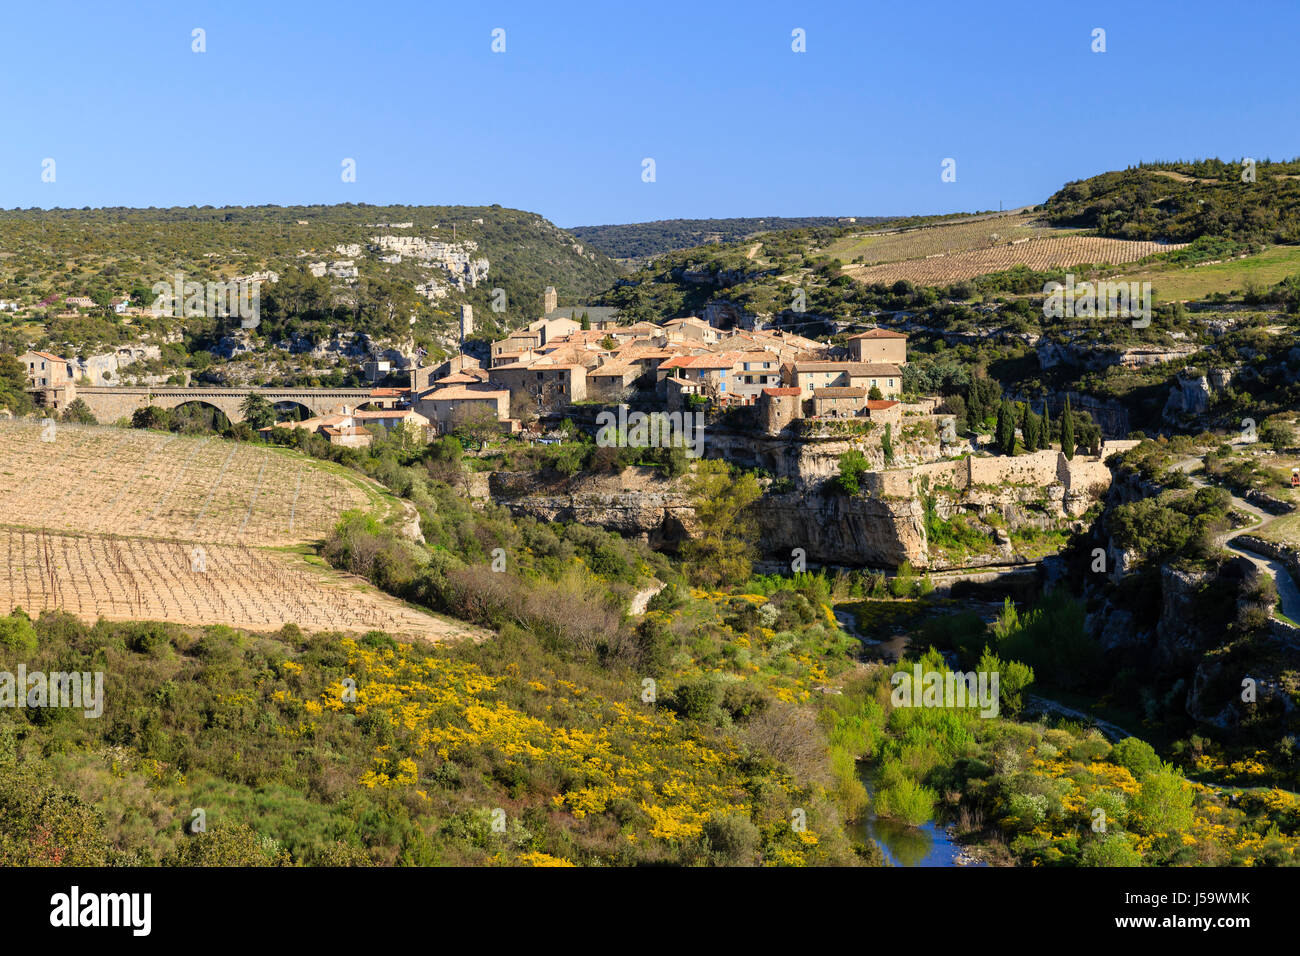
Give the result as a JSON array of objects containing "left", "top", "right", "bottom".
[
  {"left": 866, "top": 399, "right": 900, "bottom": 410},
  {"left": 761, "top": 387, "right": 801, "bottom": 397},
  {"left": 352, "top": 409, "right": 425, "bottom": 420},
  {"left": 368, "top": 387, "right": 409, "bottom": 396},
  {"left": 590, "top": 363, "right": 636, "bottom": 377},
  {"left": 795, "top": 360, "right": 900, "bottom": 376},
  {"left": 421, "top": 386, "right": 508, "bottom": 401},
  {"left": 848, "top": 328, "right": 908, "bottom": 340}
]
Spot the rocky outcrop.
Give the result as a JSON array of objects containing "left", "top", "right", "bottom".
[
  {"left": 1187, "top": 658, "right": 1297, "bottom": 729},
  {"left": 1154, "top": 564, "right": 1221, "bottom": 668},
  {"left": 1162, "top": 369, "right": 1213, "bottom": 421},
  {"left": 490, "top": 461, "right": 1096, "bottom": 570},
  {"left": 704, "top": 425, "right": 941, "bottom": 484},
  {"left": 756, "top": 492, "right": 925, "bottom": 567},
  {"left": 491, "top": 471, "right": 699, "bottom": 549}
]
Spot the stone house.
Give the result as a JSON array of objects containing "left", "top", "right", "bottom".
[{"left": 847, "top": 328, "right": 908, "bottom": 365}]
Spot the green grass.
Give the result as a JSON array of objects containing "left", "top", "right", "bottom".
[{"left": 1111, "top": 244, "right": 1300, "bottom": 302}]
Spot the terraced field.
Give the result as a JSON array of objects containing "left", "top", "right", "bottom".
[
  {"left": 0, "top": 420, "right": 369, "bottom": 547},
  {"left": 826, "top": 213, "right": 1052, "bottom": 264},
  {"left": 843, "top": 235, "right": 1185, "bottom": 285},
  {"left": 0, "top": 421, "right": 472, "bottom": 641}
]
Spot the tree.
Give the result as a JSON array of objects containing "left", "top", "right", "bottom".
[
  {"left": 0, "top": 355, "right": 34, "bottom": 415},
  {"left": 977, "top": 645, "right": 1033, "bottom": 716},
  {"left": 1081, "top": 833, "right": 1143, "bottom": 867},
  {"left": 868, "top": 385, "right": 883, "bottom": 401},
  {"left": 995, "top": 400, "right": 1016, "bottom": 455},
  {"left": 682, "top": 460, "right": 761, "bottom": 586},
  {"left": 131, "top": 404, "right": 170, "bottom": 430},
  {"left": 1041, "top": 400, "right": 1052, "bottom": 450},
  {"left": 1131, "top": 770, "right": 1195, "bottom": 838},
  {"left": 239, "top": 393, "right": 275, "bottom": 430},
  {"left": 835, "top": 449, "right": 870, "bottom": 495},
  {"left": 453, "top": 405, "right": 502, "bottom": 451},
  {"left": 1061, "top": 395, "right": 1075, "bottom": 460},
  {"left": 1111, "top": 737, "right": 1162, "bottom": 780},
  {"left": 162, "top": 822, "right": 290, "bottom": 866},
  {"left": 580, "top": 313, "right": 591, "bottom": 331},
  {"left": 61, "top": 398, "right": 97, "bottom": 424},
  {"left": 882, "top": 423, "right": 894, "bottom": 464},
  {"left": 965, "top": 374, "right": 1002, "bottom": 433},
  {"left": 1023, "top": 408, "right": 1042, "bottom": 451}
]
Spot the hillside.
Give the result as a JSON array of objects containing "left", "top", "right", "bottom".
[
  {"left": 1043, "top": 159, "right": 1300, "bottom": 243},
  {"left": 0, "top": 204, "right": 621, "bottom": 361},
  {"left": 569, "top": 215, "right": 889, "bottom": 260}
]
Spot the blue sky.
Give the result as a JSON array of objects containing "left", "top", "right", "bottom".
[{"left": 1, "top": 0, "right": 1296, "bottom": 225}]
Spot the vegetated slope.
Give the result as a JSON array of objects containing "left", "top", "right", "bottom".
[
  {"left": 569, "top": 216, "right": 889, "bottom": 259},
  {"left": 1043, "top": 159, "right": 1300, "bottom": 243},
  {"left": 0, "top": 204, "right": 621, "bottom": 355}
]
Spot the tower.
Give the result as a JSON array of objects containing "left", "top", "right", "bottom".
[
  {"left": 543, "top": 286, "right": 558, "bottom": 316},
  {"left": 459, "top": 304, "right": 474, "bottom": 344}
]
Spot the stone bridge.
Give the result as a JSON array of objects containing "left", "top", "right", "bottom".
[{"left": 73, "top": 386, "right": 401, "bottom": 424}]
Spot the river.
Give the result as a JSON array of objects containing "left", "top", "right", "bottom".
[{"left": 856, "top": 764, "right": 983, "bottom": 867}]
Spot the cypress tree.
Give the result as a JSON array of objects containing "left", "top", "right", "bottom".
[
  {"left": 1061, "top": 395, "right": 1075, "bottom": 460},
  {"left": 996, "top": 400, "right": 1016, "bottom": 455},
  {"left": 1041, "top": 401, "right": 1051, "bottom": 452}
]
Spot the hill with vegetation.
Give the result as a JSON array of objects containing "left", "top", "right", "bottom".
[
  {"left": 1043, "top": 159, "right": 1300, "bottom": 243},
  {"left": 0, "top": 204, "right": 621, "bottom": 361},
  {"left": 568, "top": 216, "right": 890, "bottom": 260}
]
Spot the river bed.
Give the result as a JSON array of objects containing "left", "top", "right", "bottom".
[{"left": 857, "top": 764, "right": 983, "bottom": 867}]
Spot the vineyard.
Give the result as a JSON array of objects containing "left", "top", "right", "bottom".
[
  {"left": 0, "top": 421, "right": 371, "bottom": 547},
  {"left": 825, "top": 213, "right": 1052, "bottom": 264},
  {"left": 0, "top": 421, "right": 471, "bottom": 640},
  {"left": 843, "top": 235, "right": 1187, "bottom": 286},
  {"left": 0, "top": 528, "right": 467, "bottom": 639}
]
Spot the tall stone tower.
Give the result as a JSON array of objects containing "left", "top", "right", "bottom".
[
  {"left": 459, "top": 304, "right": 474, "bottom": 344},
  {"left": 542, "top": 286, "right": 558, "bottom": 316}
]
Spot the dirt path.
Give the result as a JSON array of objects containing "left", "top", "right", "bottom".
[{"left": 1172, "top": 454, "right": 1300, "bottom": 621}]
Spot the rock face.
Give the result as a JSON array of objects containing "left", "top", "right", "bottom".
[
  {"left": 491, "top": 471, "right": 699, "bottom": 550},
  {"left": 1163, "top": 370, "right": 1213, "bottom": 421},
  {"left": 705, "top": 426, "right": 941, "bottom": 484},
  {"left": 756, "top": 492, "right": 926, "bottom": 567},
  {"left": 1025, "top": 391, "right": 1131, "bottom": 438},
  {"left": 1154, "top": 564, "right": 1219, "bottom": 669},
  {"left": 492, "top": 474, "right": 927, "bottom": 567},
  {"left": 489, "top": 463, "right": 1095, "bottom": 570}
]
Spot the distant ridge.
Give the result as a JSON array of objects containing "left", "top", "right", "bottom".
[{"left": 569, "top": 216, "right": 891, "bottom": 260}]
